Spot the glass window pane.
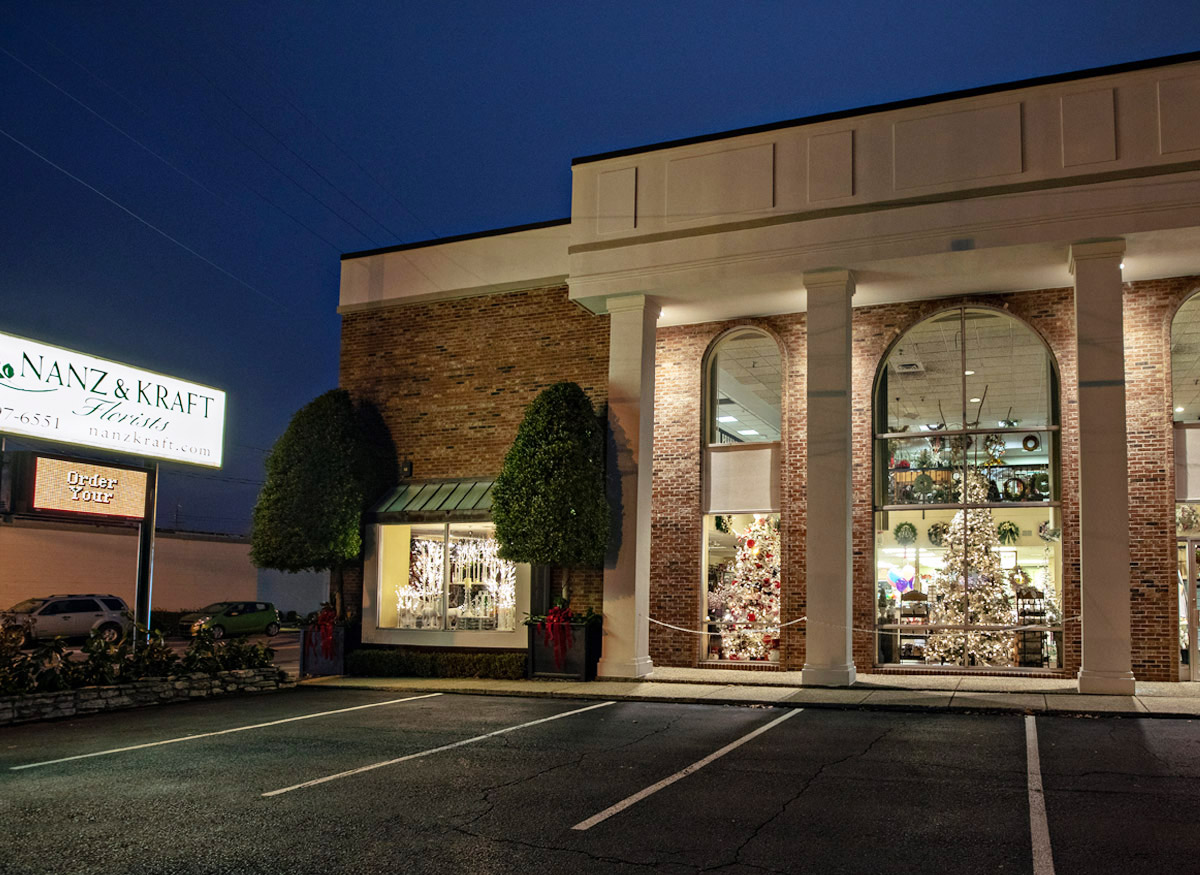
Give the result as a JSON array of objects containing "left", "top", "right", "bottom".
[
  {"left": 880, "top": 312, "right": 965, "bottom": 433},
  {"left": 880, "top": 435, "right": 960, "bottom": 506},
  {"left": 394, "top": 524, "right": 445, "bottom": 630},
  {"left": 708, "top": 329, "right": 781, "bottom": 444},
  {"left": 963, "top": 308, "right": 1053, "bottom": 429},
  {"left": 447, "top": 524, "right": 516, "bottom": 632},
  {"left": 703, "top": 513, "right": 781, "bottom": 662},
  {"left": 1173, "top": 295, "right": 1200, "bottom": 422}
]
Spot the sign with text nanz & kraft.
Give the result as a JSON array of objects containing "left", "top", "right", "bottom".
[{"left": 0, "top": 330, "right": 225, "bottom": 468}]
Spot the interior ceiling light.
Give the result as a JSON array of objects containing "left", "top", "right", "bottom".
[
  {"left": 969, "top": 397, "right": 982, "bottom": 403},
  {"left": 1119, "top": 261, "right": 1125, "bottom": 269},
  {"left": 717, "top": 415, "right": 738, "bottom": 423},
  {"left": 964, "top": 370, "right": 975, "bottom": 375},
  {"left": 1177, "top": 406, "right": 1186, "bottom": 413},
  {"left": 737, "top": 429, "right": 759, "bottom": 435}
]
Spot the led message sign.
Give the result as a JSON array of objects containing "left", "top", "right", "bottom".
[
  {"left": 32, "top": 456, "right": 148, "bottom": 519},
  {"left": 0, "top": 330, "right": 224, "bottom": 468}
]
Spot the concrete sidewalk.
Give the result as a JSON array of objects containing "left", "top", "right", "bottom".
[{"left": 301, "top": 665, "right": 1200, "bottom": 718}]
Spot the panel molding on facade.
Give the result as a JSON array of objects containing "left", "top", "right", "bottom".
[
  {"left": 666, "top": 142, "right": 775, "bottom": 224},
  {"left": 807, "top": 129, "right": 854, "bottom": 202},
  {"left": 892, "top": 102, "right": 1023, "bottom": 190},
  {"left": 1158, "top": 75, "right": 1200, "bottom": 155},
  {"left": 703, "top": 443, "right": 781, "bottom": 513},
  {"left": 1061, "top": 88, "right": 1116, "bottom": 167},
  {"left": 596, "top": 166, "right": 637, "bottom": 235}
]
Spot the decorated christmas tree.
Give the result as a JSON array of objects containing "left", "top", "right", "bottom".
[
  {"left": 707, "top": 515, "right": 781, "bottom": 660},
  {"left": 925, "top": 469, "right": 1016, "bottom": 666}
]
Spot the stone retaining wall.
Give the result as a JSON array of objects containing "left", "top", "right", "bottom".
[{"left": 0, "top": 668, "right": 295, "bottom": 726}]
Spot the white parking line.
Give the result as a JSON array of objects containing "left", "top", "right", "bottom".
[
  {"left": 1025, "top": 715, "right": 1056, "bottom": 875},
  {"left": 262, "top": 700, "right": 616, "bottom": 797},
  {"left": 572, "top": 707, "right": 801, "bottom": 831},
  {"left": 10, "top": 693, "right": 444, "bottom": 771}
]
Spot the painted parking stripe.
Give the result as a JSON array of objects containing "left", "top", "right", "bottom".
[
  {"left": 1025, "top": 715, "right": 1056, "bottom": 875},
  {"left": 11, "top": 693, "right": 444, "bottom": 771},
  {"left": 572, "top": 707, "right": 801, "bottom": 831},
  {"left": 263, "top": 700, "right": 615, "bottom": 797}
]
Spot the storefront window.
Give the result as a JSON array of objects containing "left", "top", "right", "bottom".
[
  {"left": 874, "top": 308, "right": 1062, "bottom": 668},
  {"left": 702, "top": 513, "right": 781, "bottom": 662},
  {"left": 380, "top": 522, "right": 517, "bottom": 632},
  {"left": 707, "top": 329, "right": 781, "bottom": 444}
]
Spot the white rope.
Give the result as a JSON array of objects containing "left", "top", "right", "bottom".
[
  {"left": 648, "top": 614, "right": 1082, "bottom": 638},
  {"left": 648, "top": 616, "right": 806, "bottom": 636}
]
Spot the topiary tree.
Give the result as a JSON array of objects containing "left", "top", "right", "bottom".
[
  {"left": 491, "top": 382, "right": 609, "bottom": 606},
  {"left": 250, "top": 389, "right": 397, "bottom": 619}
]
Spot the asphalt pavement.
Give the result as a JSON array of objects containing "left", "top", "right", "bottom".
[{"left": 3, "top": 687, "right": 1198, "bottom": 873}]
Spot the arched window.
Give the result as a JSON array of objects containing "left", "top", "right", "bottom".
[
  {"left": 701, "top": 327, "right": 782, "bottom": 663},
  {"left": 1171, "top": 293, "right": 1200, "bottom": 676},
  {"left": 873, "top": 307, "right": 1062, "bottom": 669},
  {"left": 706, "top": 328, "right": 781, "bottom": 444}
]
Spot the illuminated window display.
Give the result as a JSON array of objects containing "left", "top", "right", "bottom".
[
  {"left": 380, "top": 523, "right": 517, "bottom": 632},
  {"left": 874, "top": 308, "right": 1062, "bottom": 668},
  {"left": 702, "top": 513, "right": 782, "bottom": 662}
]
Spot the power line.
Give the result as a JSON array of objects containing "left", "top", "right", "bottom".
[{"left": 0, "top": 124, "right": 294, "bottom": 314}]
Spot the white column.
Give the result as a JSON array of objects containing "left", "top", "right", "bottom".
[
  {"left": 801, "top": 269, "right": 857, "bottom": 687},
  {"left": 1070, "top": 239, "right": 1136, "bottom": 695},
  {"left": 597, "top": 293, "right": 657, "bottom": 679}
]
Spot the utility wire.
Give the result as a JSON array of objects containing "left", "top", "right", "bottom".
[
  {"left": 8, "top": 36, "right": 348, "bottom": 264},
  {"left": 0, "top": 124, "right": 291, "bottom": 314}
]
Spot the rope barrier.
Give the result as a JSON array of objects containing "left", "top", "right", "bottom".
[{"left": 648, "top": 614, "right": 1081, "bottom": 638}]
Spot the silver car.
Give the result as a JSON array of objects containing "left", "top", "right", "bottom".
[{"left": 1, "top": 594, "right": 131, "bottom": 644}]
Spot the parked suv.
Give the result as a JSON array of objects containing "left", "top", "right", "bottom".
[{"left": 1, "top": 594, "right": 131, "bottom": 644}]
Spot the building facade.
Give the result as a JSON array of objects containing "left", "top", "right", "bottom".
[{"left": 340, "top": 53, "right": 1200, "bottom": 691}]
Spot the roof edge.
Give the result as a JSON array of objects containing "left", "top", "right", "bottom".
[
  {"left": 341, "top": 217, "right": 570, "bottom": 261},
  {"left": 572, "top": 50, "right": 1200, "bottom": 166}
]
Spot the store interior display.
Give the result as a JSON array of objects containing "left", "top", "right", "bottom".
[
  {"left": 704, "top": 513, "right": 781, "bottom": 661},
  {"left": 393, "top": 528, "right": 517, "bottom": 632}
]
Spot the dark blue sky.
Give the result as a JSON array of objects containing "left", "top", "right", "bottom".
[{"left": 2, "top": 1, "right": 1198, "bottom": 533}]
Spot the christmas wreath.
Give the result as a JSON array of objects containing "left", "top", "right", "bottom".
[
  {"left": 893, "top": 521, "right": 918, "bottom": 545},
  {"left": 911, "top": 472, "right": 936, "bottom": 502},
  {"left": 927, "top": 521, "right": 950, "bottom": 547},
  {"left": 1030, "top": 471, "right": 1050, "bottom": 498},
  {"left": 997, "top": 520, "right": 1020, "bottom": 545},
  {"left": 1003, "top": 477, "right": 1027, "bottom": 500}
]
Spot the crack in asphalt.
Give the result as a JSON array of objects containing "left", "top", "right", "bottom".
[{"left": 706, "top": 725, "right": 898, "bottom": 873}]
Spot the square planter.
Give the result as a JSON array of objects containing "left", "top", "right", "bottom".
[
  {"left": 300, "top": 625, "right": 345, "bottom": 676},
  {"left": 527, "top": 621, "right": 602, "bottom": 681}
]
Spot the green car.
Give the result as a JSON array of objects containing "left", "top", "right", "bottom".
[{"left": 178, "top": 601, "right": 280, "bottom": 640}]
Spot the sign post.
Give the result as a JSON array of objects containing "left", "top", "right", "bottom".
[{"left": 134, "top": 465, "right": 158, "bottom": 643}]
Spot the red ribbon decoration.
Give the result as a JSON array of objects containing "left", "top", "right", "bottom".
[
  {"left": 308, "top": 605, "right": 337, "bottom": 661},
  {"left": 539, "top": 604, "right": 575, "bottom": 670}
]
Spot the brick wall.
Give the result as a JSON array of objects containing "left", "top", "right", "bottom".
[
  {"left": 339, "top": 284, "right": 610, "bottom": 612},
  {"left": 1122, "top": 275, "right": 1200, "bottom": 680},
  {"left": 650, "top": 279, "right": 1194, "bottom": 680}
]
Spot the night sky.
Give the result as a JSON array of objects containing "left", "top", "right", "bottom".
[{"left": 2, "top": 1, "right": 1198, "bottom": 534}]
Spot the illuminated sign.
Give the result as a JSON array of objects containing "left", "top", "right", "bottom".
[
  {"left": 32, "top": 457, "right": 148, "bottom": 519},
  {"left": 0, "top": 330, "right": 224, "bottom": 468}
]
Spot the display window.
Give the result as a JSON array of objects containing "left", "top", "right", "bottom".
[
  {"left": 706, "top": 329, "right": 781, "bottom": 445},
  {"left": 874, "top": 307, "right": 1062, "bottom": 668},
  {"left": 378, "top": 522, "right": 517, "bottom": 632},
  {"left": 702, "top": 513, "right": 782, "bottom": 662}
]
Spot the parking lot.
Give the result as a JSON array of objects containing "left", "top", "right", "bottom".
[{"left": 2, "top": 688, "right": 1199, "bottom": 874}]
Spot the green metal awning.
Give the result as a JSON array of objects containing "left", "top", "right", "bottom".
[{"left": 368, "top": 477, "right": 496, "bottom": 523}]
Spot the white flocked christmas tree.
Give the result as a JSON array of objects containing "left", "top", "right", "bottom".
[
  {"left": 707, "top": 514, "right": 781, "bottom": 660},
  {"left": 925, "top": 469, "right": 1017, "bottom": 666}
]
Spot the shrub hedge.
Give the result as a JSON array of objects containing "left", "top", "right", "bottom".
[{"left": 345, "top": 648, "right": 526, "bottom": 680}]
